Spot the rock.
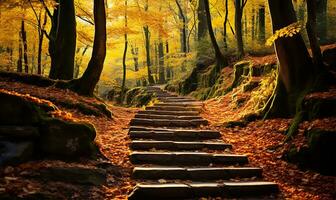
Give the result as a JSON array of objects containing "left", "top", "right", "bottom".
[
  {"left": 285, "top": 129, "right": 336, "bottom": 176},
  {"left": 0, "top": 92, "right": 42, "bottom": 125},
  {"left": 0, "top": 126, "right": 39, "bottom": 141},
  {"left": 323, "top": 47, "right": 336, "bottom": 70},
  {"left": 306, "top": 129, "right": 336, "bottom": 175},
  {"left": 37, "top": 167, "right": 107, "bottom": 185},
  {"left": 39, "top": 118, "right": 97, "bottom": 158},
  {"left": 0, "top": 141, "right": 34, "bottom": 166},
  {"left": 303, "top": 94, "right": 336, "bottom": 119}
]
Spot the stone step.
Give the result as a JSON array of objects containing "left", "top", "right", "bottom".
[
  {"left": 159, "top": 100, "right": 198, "bottom": 103},
  {"left": 129, "top": 152, "right": 248, "bottom": 166},
  {"left": 129, "top": 131, "right": 220, "bottom": 141},
  {"left": 129, "top": 129, "right": 221, "bottom": 141},
  {"left": 137, "top": 110, "right": 199, "bottom": 116},
  {"left": 146, "top": 106, "right": 201, "bottom": 112},
  {"left": 130, "top": 118, "right": 208, "bottom": 127},
  {"left": 132, "top": 167, "right": 262, "bottom": 180},
  {"left": 135, "top": 114, "right": 203, "bottom": 120},
  {"left": 154, "top": 103, "right": 203, "bottom": 107},
  {"left": 158, "top": 96, "right": 194, "bottom": 100},
  {"left": 152, "top": 94, "right": 178, "bottom": 98},
  {"left": 130, "top": 140, "right": 232, "bottom": 151},
  {"left": 128, "top": 182, "right": 279, "bottom": 200}
]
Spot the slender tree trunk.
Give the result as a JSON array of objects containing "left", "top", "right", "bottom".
[
  {"left": 223, "top": 0, "right": 229, "bottom": 49},
  {"left": 251, "top": 8, "right": 255, "bottom": 41},
  {"left": 258, "top": 5, "right": 266, "bottom": 43},
  {"left": 37, "top": 11, "right": 47, "bottom": 75},
  {"left": 165, "top": 41, "right": 171, "bottom": 81},
  {"left": 49, "top": 0, "right": 76, "bottom": 80},
  {"left": 131, "top": 45, "right": 140, "bottom": 86},
  {"left": 8, "top": 47, "right": 13, "bottom": 71},
  {"left": 31, "top": 44, "right": 36, "bottom": 74},
  {"left": 197, "top": 0, "right": 207, "bottom": 40},
  {"left": 267, "top": 0, "right": 316, "bottom": 116},
  {"left": 74, "top": 46, "right": 89, "bottom": 78},
  {"left": 316, "top": 0, "right": 327, "bottom": 43},
  {"left": 158, "top": 39, "right": 165, "bottom": 84},
  {"left": 17, "top": 34, "right": 23, "bottom": 73},
  {"left": 69, "top": 0, "right": 106, "bottom": 96},
  {"left": 176, "top": 0, "right": 187, "bottom": 53},
  {"left": 204, "top": 0, "right": 227, "bottom": 68},
  {"left": 21, "top": 20, "right": 29, "bottom": 73},
  {"left": 121, "top": 0, "right": 128, "bottom": 96},
  {"left": 144, "top": 26, "right": 155, "bottom": 85},
  {"left": 306, "top": 0, "right": 323, "bottom": 66},
  {"left": 234, "top": 0, "right": 245, "bottom": 57}
]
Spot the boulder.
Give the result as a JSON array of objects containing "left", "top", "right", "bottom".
[
  {"left": 0, "top": 141, "right": 34, "bottom": 166},
  {"left": 0, "top": 92, "right": 42, "bottom": 125},
  {"left": 323, "top": 47, "right": 336, "bottom": 70},
  {"left": 0, "top": 126, "right": 39, "bottom": 141},
  {"left": 285, "top": 129, "right": 336, "bottom": 176},
  {"left": 39, "top": 118, "right": 97, "bottom": 158}
]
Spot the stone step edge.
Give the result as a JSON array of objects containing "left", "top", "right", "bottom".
[
  {"left": 132, "top": 166, "right": 262, "bottom": 180},
  {"left": 128, "top": 182, "right": 279, "bottom": 199}
]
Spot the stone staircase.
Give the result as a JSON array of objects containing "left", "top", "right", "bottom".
[{"left": 128, "top": 86, "right": 279, "bottom": 199}]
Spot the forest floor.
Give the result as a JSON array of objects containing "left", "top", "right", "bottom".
[
  {"left": 201, "top": 98, "right": 335, "bottom": 200},
  {"left": 1, "top": 79, "right": 335, "bottom": 199},
  {"left": 0, "top": 80, "right": 138, "bottom": 199}
]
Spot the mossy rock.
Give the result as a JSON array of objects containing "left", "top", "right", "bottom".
[
  {"left": 106, "top": 85, "right": 123, "bottom": 102},
  {"left": 250, "top": 64, "right": 276, "bottom": 77},
  {"left": 0, "top": 92, "right": 50, "bottom": 126},
  {"left": 190, "top": 88, "right": 211, "bottom": 100},
  {"left": 285, "top": 129, "right": 336, "bottom": 176},
  {"left": 0, "top": 141, "right": 34, "bottom": 166},
  {"left": 303, "top": 95, "right": 336, "bottom": 120},
  {"left": 39, "top": 118, "right": 97, "bottom": 158},
  {"left": 125, "top": 87, "right": 153, "bottom": 107},
  {"left": 322, "top": 47, "right": 336, "bottom": 70}
]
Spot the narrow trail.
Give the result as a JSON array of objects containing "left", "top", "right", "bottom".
[{"left": 128, "top": 86, "right": 279, "bottom": 199}]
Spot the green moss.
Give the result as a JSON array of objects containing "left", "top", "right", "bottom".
[{"left": 124, "top": 87, "right": 154, "bottom": 107}]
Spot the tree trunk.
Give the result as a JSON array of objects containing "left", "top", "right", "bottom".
[
  {"left": 258, "top": 5, "right": 265, "bottom": 43},
  {"left": 316, "top": 0, "right": 327, "bottom": 44},
  {"left": 203, "top": 0, "right": 227, "bottom": 68},
  {"left": 131, "top": 45, "right": 140, "bottom": 86},
  {"left": 8, "top": 47, "right": 13, "bottom": 71},
  {"left": 49, "top": 0, "right": 76, "bottom": 80},
  {"left": 69, "top": 0, "right": 106, "bottom": 96},
  {"left": 176, "top": 0, "right": 187, "bottom": 53},
  {"left": 37, "top": 11, "right": 47, "bottom": 75},
  {"left": 74, "top": 46, "right": 89, "bottom": 78},
  {"left": 121, "top": 0, "right": 128, "bottom": 96},
  {"left": 144, "top": 26, "right": 155, "bottom": 85},
  {"left": 306, "top": 0, "right": 323, "bottom": 66},
  {"left": 267, "top": 0, "right": 316, "bottom": 116},
  {"left": 223, "top": 0, "right": 228, "bottom": 49},
  {"left": 234, "top": 0, "right": 245, "bottom": 58},
  {"left": 17, "top": 34, "right": 23, "bottom": 73},
  {"left": 165, "top": 41, "right": 171, "bottom": 81},
  {"left": 31, "top": 45, "right": 36, "bottom": 74},
  {"left": 21, "top": 20, "right": 29, "bottom": 73},
  {"left": 158, "top": 39, "right": 165, "bottom": 84},
  {"left": 197, "top": 0, "right": 207, "bottom": 40}
]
